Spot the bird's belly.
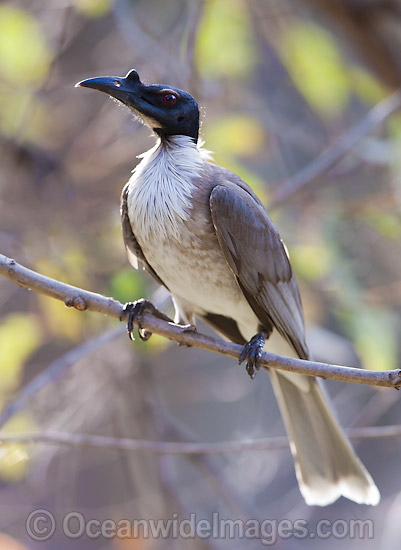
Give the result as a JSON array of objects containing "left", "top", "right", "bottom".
[
  {"left": 138, "top": 232, "right": 256, "bottom": 325},
  {"left": 145, "top": 240, "right": 298, "bottom": 357}
]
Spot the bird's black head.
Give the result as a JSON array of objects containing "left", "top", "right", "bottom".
[{"left": 76, "top": 69, "right": 199, "bottom": 141}]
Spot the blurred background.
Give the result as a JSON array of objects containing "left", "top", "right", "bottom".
[{"left": 1, "top": 0, "right": 401, "bottom": 548}]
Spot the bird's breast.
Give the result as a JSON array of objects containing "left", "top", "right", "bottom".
[
  {"left": 125, "top": 138, "right": 257, "bottom": 326},
  {"left": 129, "top": 188, "right": 248, "bottom": 319}
]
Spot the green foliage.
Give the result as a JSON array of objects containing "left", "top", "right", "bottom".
[
  {"left": 365, "top": 212, "right": 401, "bottom": 240},
  {"left": 0, "top": 4, "right": 51, "bottom": 85},
  {"left": 0, "top": 5, "right": 52, "bottom": 139},
  {"left": 204, "top": 114, "right": 267, "bottom": 199},
  {"left": 277, "top": 21, "right": 386, "bottom": 115},
  {"left": 278, "top": 21, "right": 350, "bottom": 116},
  {"left": 290, "top": 243, "right": 332, "bottom": 281},
  {"left": 196, "top": 0, "right": 257, "bottom": 78},
  {"left": 110, "top": 268, "right": 148, "bottom": 304},
  {"left": 350, "top": 308, "right": 398, "bottom": 372}
]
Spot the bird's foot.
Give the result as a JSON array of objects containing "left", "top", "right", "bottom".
[
  {"left": 239, "top": 332, "right": 267, "bottom": 379},
  {"left": 121, "top": 299, "right": 173, "bottom": 341}
]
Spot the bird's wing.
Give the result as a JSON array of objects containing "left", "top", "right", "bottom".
[
  {"left": 120, "top": 183, "right": 167, "bottom": 288},
  {"left": 209, "top": 183, "right": 308, "bottom": 360}
]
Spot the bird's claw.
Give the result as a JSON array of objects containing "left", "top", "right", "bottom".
[
  {"left": 239, "top": 332, "right": 267, "bottom": 379},
  {"left": 121, "top": 299, "right": 153, "bottom": 341},
  {"left": 121, "top": 298, "right": 174, "bottom": 342}
]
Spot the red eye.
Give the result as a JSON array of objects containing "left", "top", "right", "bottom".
[{"left": 162, "top": 93, "right": 176, "bottom": 105}]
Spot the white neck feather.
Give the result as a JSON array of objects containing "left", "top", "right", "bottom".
[{"left": 127, "top": 135, "right": 212, "bottom": 241}]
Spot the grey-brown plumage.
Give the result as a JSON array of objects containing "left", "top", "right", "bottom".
[{"left": 77, "top": 69, "right": 380, "bottom": 506}]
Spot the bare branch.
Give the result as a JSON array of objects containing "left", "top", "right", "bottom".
[
  {"left": 1, "top": 252, "right": 401, "bottom": 388},
  {"left": 0, "top": 426, "right": 400, "bottom": 454},
  {"left": 0, "top": 253, "right": 122, "bottom": 318},
  {"left": 0, "top": 327, "right": 124, "bottom": 430},
  {"left": 270, "top": 90, "right": 401, "bottom": 208}
]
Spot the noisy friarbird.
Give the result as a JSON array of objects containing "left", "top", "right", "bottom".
[{"left": 76, "top": 69, "right": 379, "bottom": 506}]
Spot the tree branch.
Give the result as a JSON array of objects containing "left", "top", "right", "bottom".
[
  {"left": 1, "top": 252, "right": 401, "bottom": 388},
  {"left": 270, "top": 90, "right": 401, "bottom": 208},
  {"left": 0, "top": 426, "right": 400, "bottom": 454}
]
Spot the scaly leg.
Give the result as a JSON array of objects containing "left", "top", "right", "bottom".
[{"left": 239, "top": 331, "right": 268, "bottom": 379}]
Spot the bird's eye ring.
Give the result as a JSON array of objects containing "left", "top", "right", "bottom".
[{"left": 162, "top": 93, "right": 176, "bottom": 106}]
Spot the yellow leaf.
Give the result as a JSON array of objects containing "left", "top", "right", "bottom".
[
  {"left": 350, "top": 67, "right": 386, "bottom": 104},
  {"left": 205, "top": 115, "right": 266, "bottom": 157},
  {"left": 196, "top": 0, "right": 257, "bottom": 78},
  {"left": 73, "top": 0, "right": 112, "bottom": 17},
  {"left": 38, "top": 294, "right": 84, "bottom": 341},
  {"left": 0, "top": 314, "right": 42, "bottom": 393}
]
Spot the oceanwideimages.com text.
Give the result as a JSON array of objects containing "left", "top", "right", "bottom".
[{"left": 26, "top": 510, "right": 375, "bottom": 545}]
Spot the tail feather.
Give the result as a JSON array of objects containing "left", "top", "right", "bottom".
[{"left": 270, "top": 370, "right": 380, "bottom": 506}]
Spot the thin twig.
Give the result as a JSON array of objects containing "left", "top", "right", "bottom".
[
  {"left": 0, "top": 327, "right": 124, "bottom": 430},
  {"left": 1, "top": 252, "right": 401, "bottom": 388},
  {"left": 0, "top": 426, "right": 400, "bottom": 454},
  {"left": 270, "top": 90, "right": 401, "bottom": 208}
]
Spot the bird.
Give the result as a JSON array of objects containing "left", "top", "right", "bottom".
[{"left": 76, "top": 69, "right": 380, "bottom": 506}]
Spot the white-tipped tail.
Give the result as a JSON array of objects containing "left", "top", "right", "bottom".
[{"left": 270, "top": 370, "right": 380, "bottom": 506}]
